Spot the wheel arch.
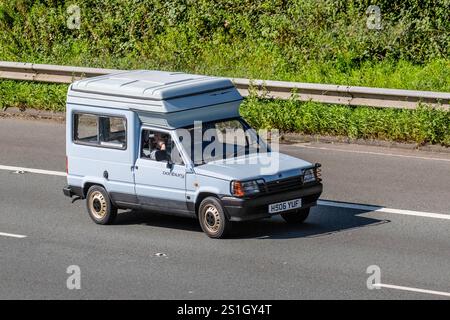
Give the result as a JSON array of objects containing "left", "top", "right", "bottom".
[
  {"left": 195, "top": 192, "right": 222, "bottom": 217},
  {"left": 83, "top": 182, "right": 106, "bottom": 198}
]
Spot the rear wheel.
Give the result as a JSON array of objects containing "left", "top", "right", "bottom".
[
  {"left": 281, "top": 208, "right": 310, "bottom": 224},
  {"left": 86, "top": 185, "right": 117, "bottom": 225},
  {"left": 198, "top": 197, "right": 231, "bottom": 239}
]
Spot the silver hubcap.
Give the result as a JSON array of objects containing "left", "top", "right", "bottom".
[
  {"left": 88, "top": 191, "right": 107, "bottom": 220},
  {"left": 203, "top": 205, "right": 221, "bottom": 233}
]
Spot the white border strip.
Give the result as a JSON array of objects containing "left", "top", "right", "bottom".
[
  {"left": 375, "top": 283, "right": 450, "bottom": 298},
  {"left": 0, "top": 232, "right": 27, "bottom": 239},
  {"left": 318, "top": 200, "right": 450, "bottom": 220},
  {"left": 0, "top": 165, "right": 66, "bottom": 177},
  {"left": 297, "top": 145, "right": 450, "bottom": 162}
]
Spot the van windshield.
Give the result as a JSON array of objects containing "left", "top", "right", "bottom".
[{"left": 177, "top": 118, "right": 269, "bottom": 166}]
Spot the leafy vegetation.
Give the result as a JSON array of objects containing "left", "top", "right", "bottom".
[
  {"left": 1, "top": 80, "right": 449, "bottom": 146},
  {"left": 0, "top": 80, "right": 66, "bottom": 111},
  {"left": 0, "top": 0, "right": 448, "bottom": 89},
  {"left": 241, "top": 95, "right": 450, "bottom": 146},
  {"left": 0, "top": 1, "right": 449, "bottom": 145}
]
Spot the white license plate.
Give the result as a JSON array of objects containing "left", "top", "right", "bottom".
[{"left": 268, "top": 198, "right": 302, "bottom": 214}]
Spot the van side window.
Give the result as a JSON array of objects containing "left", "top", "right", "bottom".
[
  {"left": 73, "top": 113, "right": 127, "bottom": 150},
  {"left": 141, "top": 129, "right": 184, "bottom": 165},
  {"left": 74, "top": 113, "right": 98, "bottom": 143},
  {"left": 99, "top": 116, "right": 127, "bottom": 148}
]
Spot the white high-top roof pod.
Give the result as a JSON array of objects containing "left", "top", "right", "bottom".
[{"left": 67, "top": 70, "right": 243, "bottom": 128}]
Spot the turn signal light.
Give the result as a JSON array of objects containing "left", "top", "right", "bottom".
[{"left": 231, "top": 181, "right": 245, "bottom": 197}]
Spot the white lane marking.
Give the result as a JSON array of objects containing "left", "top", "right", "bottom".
[
  {"left": 0, "top": 232, "right": 27, "bottom": 239},
  {"left": 1, "top": 164, "right": 449, "bottom": 221},
  {"left": 297, "top": 145, "right": 450, "bottom": 163},
  {"left": 0, "top": 165, "right": 66, "bottom": 177},
  {"left": 318, "top": 200, "right": 450, "bottom": 220},
  {"left": 375, "top": 283, "right": 450, "bottom": 298}
]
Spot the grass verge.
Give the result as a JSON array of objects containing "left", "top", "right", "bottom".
[{"left": 1, "top": 80, "right": 449, "bottom": 146}]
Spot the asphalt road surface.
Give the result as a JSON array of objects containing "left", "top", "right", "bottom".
[{"left": 0, "top": 118, "right": 449, "bottom": 299}]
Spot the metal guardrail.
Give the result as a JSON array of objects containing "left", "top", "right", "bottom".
[{"left": 0, "top": 61, "right": 449, "bottom": 110}]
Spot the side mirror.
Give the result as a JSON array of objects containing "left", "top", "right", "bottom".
[{"left": 166, "top": 158, "right": 174, "bottom": 169}]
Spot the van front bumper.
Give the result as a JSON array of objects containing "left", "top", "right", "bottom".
[{"left": 220, "top": 183, "right": 323, "bottom": 221}]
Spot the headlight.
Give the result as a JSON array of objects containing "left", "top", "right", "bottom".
[
  {"left": 303, "top": 168, "right": 316, "bottom": 183},
  {"left": 231, "top": 180, "right": 262, "bottom": 197}
]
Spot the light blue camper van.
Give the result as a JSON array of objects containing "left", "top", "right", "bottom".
[{"left": 63, "top": 71, "right": 323, "bottom": 238}]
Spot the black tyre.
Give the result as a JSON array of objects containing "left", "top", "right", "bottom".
[
  {"left": 86, "top": 185, "right": 117, "bottom": 225},
  {"left": 281, "top": 208, "right": 310, "bottom": 224},
  {"left": 198, "top": 197, "right": 231, "bottom": 239}
]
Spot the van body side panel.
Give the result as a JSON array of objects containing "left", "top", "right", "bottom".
[
  {"left": 186, "top": 173, "right": 231, "bottom": 207},
  {"left": 134, "top": 160, "right": 191, "bottom": 215},
  {"left": 66, "top": 104, "right": 136, "bottom": 201}
]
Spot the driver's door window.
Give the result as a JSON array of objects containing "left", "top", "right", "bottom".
[{"left": 141, "top": 129, "right": 184, "bottom": 165}]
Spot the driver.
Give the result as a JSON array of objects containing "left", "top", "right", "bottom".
[{"left": 150, "top": 132, "right": 168, "bottom": 161}]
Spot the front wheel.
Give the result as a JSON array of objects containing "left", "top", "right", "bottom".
[
  {"left": 198, "top": 197, "right": 231, "bottom": 239},
  {"left": 86, "top": 185, "right": 117, "bottom": 225},
  {"left": 281, "top": 208, "right": 310, "bottom": 224}
]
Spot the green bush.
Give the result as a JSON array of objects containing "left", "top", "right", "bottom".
[
  {"left": 0, "top": 1, "right": 449, "bottom": 146},
  {"left": 0, "top": 80, "right": 449, "bottom": 146},
  {"left": 241, "top": 96, "right": 450, "bottom": 146},
  {"left": 0, "top": 1, "right": 448, "bottom": 90},
  {"left": 0, "top": 80, "right": 66, "bottom": 111}
]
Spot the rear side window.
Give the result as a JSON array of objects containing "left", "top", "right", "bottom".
[
  {"left": 73, "top": 113, "right": 127, "bottom": 150},
  {"left": 99, "top": 116, "right": 127, "bottom": 148},
  {"left": 74, "top": 114, "right": 98, "bottom": 143}
]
